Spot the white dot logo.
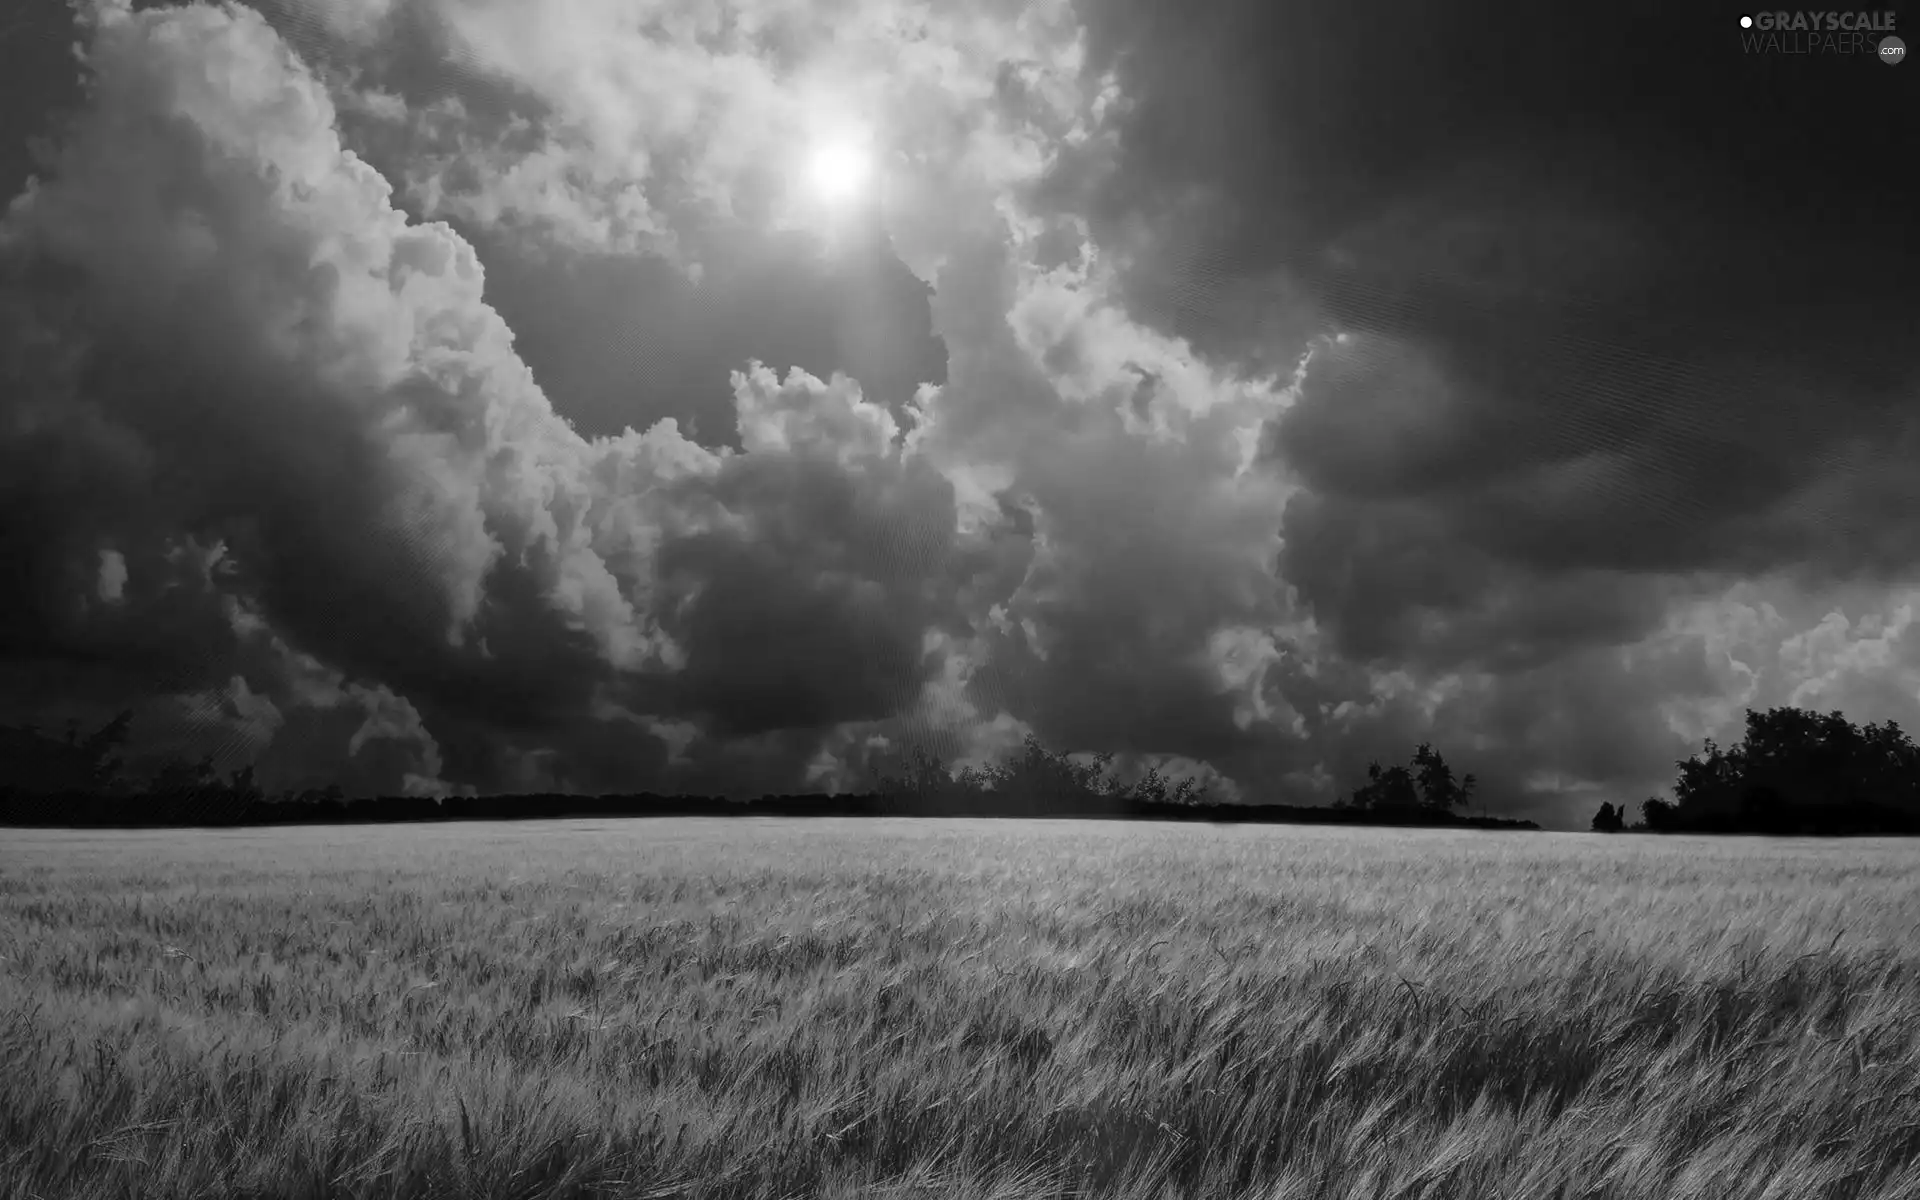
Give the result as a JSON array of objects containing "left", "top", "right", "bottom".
[
  {"left": 1882, "top": 35, "right": 1907, "bottom": 64},
  {"left": 1739, "top": 14, "right": 1753, "bottom": 27}
]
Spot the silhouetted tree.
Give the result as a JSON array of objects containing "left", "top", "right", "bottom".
[
  {"left": 895, "top": 746, "right": 956, "bottom": 802},
  {"left": 995, "top": 737, "right": 1118, "bottom": 807},
  {"left": 1350, "top": 745, "right": 1475, "bottom": 812},
  {"left": 1131, "top": 764, "right": 1209, "bottom": 806},
  {"left": 1412, "top": 743, "right": 1469, "bottom": 811},
  {"left": 1351, "top": 761, "right": 1420, "bottom": 810},
  {"left": 1590, "top": 801, "right": 1624, "bottom": 832},
  {"left": 873, "top": 737, "right": 1213, "bottom": 812},
  {"left": 1661, "top": 706, "right": 1920, "bottom": 831},
  {"left": 1639, "top": 796, "right": 1677, "bottom": 830}
]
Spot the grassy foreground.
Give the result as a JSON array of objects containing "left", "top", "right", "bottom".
[{"left": 1, "top": 820, "right": 1917, "bottom": 1200}]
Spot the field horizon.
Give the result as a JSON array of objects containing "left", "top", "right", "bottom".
[{"left": 3, "top": 819, "right": 1917, "bottom": 1199}]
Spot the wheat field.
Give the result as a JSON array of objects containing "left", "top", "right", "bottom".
[{"left": 1, "top": 819, "right": 1917, "bottom": 1200}]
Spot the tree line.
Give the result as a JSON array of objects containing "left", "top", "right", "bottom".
[
  {"left": 9, "top": 702, "right": 1918, "bottom": 833},
  {"left": 0, "top": 716, "right": 1536, "bottom": 830},
  {"left": 1332, "top": 742, "right": 1479, "bottom": 816},
  {"left": 1592, "top": 706, "right": 1920, "bottom": 835}
]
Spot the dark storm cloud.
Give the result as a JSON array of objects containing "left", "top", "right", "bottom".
[
  {"left": 626, "top": 364, "right": 969, "bottom": 738},
  {"left": 1072, "top": 0, "right": 1919, "bottom": 670}
]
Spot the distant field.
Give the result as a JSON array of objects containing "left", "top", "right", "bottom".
[{"left": 2, "top": 820, "right": 1918, "bottom": 1200}]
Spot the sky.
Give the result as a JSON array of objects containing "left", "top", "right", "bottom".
[{"left": 0, "top": 0, "right": 1915, "bottom": 827}]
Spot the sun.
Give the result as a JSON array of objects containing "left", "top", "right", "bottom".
[{"left": 804, "top": 135, "right": 873, "bottom": 206}]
